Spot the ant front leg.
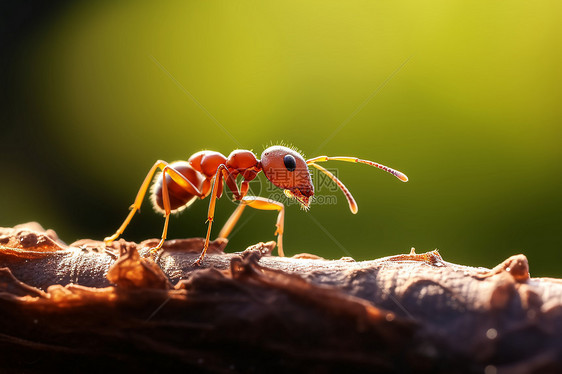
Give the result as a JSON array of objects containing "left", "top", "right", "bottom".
[{"left": 218, "top": 196, "right": 285, "bottom": 257}]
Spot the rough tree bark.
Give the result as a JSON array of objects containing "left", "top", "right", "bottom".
[{"left": 0, "top": 223, "right": 561, "bottom": 373}]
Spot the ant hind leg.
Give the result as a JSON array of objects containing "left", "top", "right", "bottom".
[
  {"left": 105, "top": 161, "right": 203, "bottom": 248},
  {"left": 104, "top": 160, "right": 170, "bottom": 245}
]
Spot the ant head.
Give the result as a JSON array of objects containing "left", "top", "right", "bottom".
[{"left": 260, "top": 146, "right": 314, "bottom": 209}]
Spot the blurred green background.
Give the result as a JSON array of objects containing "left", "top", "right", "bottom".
[{"left": 2, "top": 1, "right": 561, "bottom": 276}]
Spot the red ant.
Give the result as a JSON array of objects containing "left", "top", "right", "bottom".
[{"left": 104, "top": 145, "right": 408, "bottom": 264}]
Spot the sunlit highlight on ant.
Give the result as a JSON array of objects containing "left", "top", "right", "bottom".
[{"left": 104, "top": 145, "right": 408, "bottom": 265}]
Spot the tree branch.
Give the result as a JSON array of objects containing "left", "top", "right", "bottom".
[{"left": 1, "top": 222, "right": 561, "bottom": 373}]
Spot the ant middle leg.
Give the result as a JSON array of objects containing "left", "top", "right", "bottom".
[
  {"left": 218, "top": 196, "right": 285, "bottom": 257},
  {"left": 195, "top": 166, "right": 250, "bottom": 265}
]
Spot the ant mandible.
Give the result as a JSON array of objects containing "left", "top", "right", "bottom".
[{"left": 104, "top": 145, "right": 408, "bottom": 265}]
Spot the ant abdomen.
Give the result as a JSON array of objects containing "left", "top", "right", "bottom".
[{"left": 151, "top": 161, "right": 205, "bottom": 213}]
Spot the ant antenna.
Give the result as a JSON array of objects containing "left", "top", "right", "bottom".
[
  {"left": 308, "top": 163, "right": 358, "bottom": 214},
  {"left": 307, "top": 156, "right": 408, "bottom": 182},
  {"left": 306, "top": 156, "right": 408, "bottom": 213}
]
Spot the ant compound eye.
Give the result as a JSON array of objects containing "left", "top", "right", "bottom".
[{"left": 283, "top": 154, "right": 296, "bottom": 172}]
